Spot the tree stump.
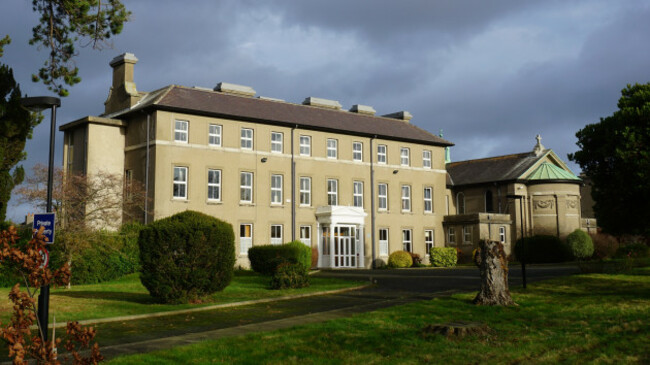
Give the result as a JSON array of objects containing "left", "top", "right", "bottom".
[
  {"left": 422, "top": 321, "right": 491, "bottom": 338},
  {"left": 473, "top": 239, "right": 516, "bottom": 306}
]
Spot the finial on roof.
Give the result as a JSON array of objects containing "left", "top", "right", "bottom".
[
  {"left": 440, "top": 129, "right": 451, "bottom": 163},
  {"left": 533, "top": 134, "right": 545, "bottom": 156}
]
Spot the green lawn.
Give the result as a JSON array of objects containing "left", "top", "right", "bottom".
[
  {"left": 109, "top": 267, "right": 650, "bottom": 364},
  {"left": 0, "top": 271, "right": 364, "bottom": 323}
]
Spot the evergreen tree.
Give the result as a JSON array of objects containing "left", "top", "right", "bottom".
[
  {"left": 569, "top": 83, "right": 650, "bottom": 236},
  {"left": 0, "top": 63, "right": 42, "bottom": 221}
]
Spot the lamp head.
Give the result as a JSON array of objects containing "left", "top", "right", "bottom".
[{"left": 20, "top": 96, "right": 61, "bottom": 112}]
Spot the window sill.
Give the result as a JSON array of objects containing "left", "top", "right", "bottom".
[
  {"left": 206, "top": 200, "right": 222, "bottom": 205},
  {"left": 172, "top": 198, "right": 189, "bottom": 203},
  {"left": 270, "top": 204, "right": 284, "bottom": 208},
  {"left": 239, "top": 202, "right": 256, "bottom": 207},
  {"left": 299, "top": 204, "right": 312, "bottom": 208}
]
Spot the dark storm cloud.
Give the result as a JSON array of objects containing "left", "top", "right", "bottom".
[
  {"left": 2, "top": 0, "right": 650, "bottom": 221},
  {"left": 260, "top": 0, "right": 537, "bottom": 44}
]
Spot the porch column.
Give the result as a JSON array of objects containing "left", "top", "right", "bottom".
[
  {"left": 329, "top": 225, "right": 335, "bottom": 268},
  {"left": 358, "top": 225, "right": 365, "bottom": 268},
  {"left": 316, "top": 222, "right": 322, "bottom": 268}
]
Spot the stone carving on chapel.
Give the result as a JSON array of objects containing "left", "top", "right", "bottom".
[
  {"left": 566, "top": 199, "right": 578, "bottom": 210},
  {"left": 534, "top": 199, "right": 554, "bottom": 210}
]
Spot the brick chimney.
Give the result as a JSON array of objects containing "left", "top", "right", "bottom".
[{"left": 104, "top": 53, "right": 141, "bottom": 114}]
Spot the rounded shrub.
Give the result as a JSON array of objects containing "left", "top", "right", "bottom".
[
  {"left": 139, "top": 211, "right": 235, "bottom": 303},
  {"left": 269, "top": 262, "right": 310, "bottom": 289},
  {"left": 565, "top": 229, "right": 594, "bottom": 260},
  {"left": 430, "top": 247, "right": 457, "bottom": 267},
  {"left": 514, "top": 235, "right": 570, "bottom": 263},
  {"left": 388, "top": 251, "right": 412, "bottom": 268},
  {"left": 248, "top": 241, "right": 311, "bottom": 275}
]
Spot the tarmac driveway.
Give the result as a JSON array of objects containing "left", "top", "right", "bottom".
[{"left": 314, "top": 264, "right": 581, "bottom": 295}]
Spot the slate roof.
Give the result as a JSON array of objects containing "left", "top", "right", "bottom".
[
  {"left": 446, "top": 152, "right": 544, "bottom": 186},
  {"left": 103, "top": 85, "right": 453, "bottom": 147},
  {"left": 447, "top": 150, "right": 581, "bottom": 186}
]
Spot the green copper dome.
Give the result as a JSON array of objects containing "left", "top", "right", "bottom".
[{"left": 526, "top": 162, "right": 580, "bottom": 181}]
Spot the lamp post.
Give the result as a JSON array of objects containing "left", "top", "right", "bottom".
[
  {"left": 507, "top": 194, "right": 527, "bottom": 289},
  {"left": 20, "top": 96, "right": 61, "bottom": 342}
]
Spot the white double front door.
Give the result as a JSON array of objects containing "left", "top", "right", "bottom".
[{"left": 333, "top": 226, "right": 356, "bottom": 268}]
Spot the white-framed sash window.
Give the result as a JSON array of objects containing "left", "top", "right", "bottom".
[
  {"left": 377, "top": 144, "right": 387, "bottom": 164},
  {"left": 353, "top": 181, "right": 363, "bottom": 207},
  {"left": 241, "top": 128, "right": 253, "bottom": 150},
  {"left": 300, "top": 135, "right": 311, "bottom": 156},
  {"left": 271, "top": 132, "right": 283, "bottom": 153},
  {"left": 240, "top": 172, "right": 253, "bottom": 203},
  {"left": 271, "top": 174, "right": 283, "bottom": 205},
  {"left": 327, "top": 179, "right": 338, "bottom": 205},
  {"left": 378, "top": 183, "right": 388, "bottom": 211},
  {"left": 175, "top": 120, "right": 188, "bottom": 143},
  {"left": 271, "top": 225, "right": 283, "bottom": 245},
  {"left": 327, "top": 138, "right": 338, "bottom": 159},
  {"left": 173, "top": 166, "right": 187, "bottom": 199},
  {"left": 209, "top": 124, "right": 221, "bottom": 146},
  {"left": 379, "top": 228, "right": 389, "bottom": 256},
  {"left": 353, "top": 142, "right": 363, "bottom": 161},
  {"left": 207, "top": 169, "right": 221, "bottom": 201},
  {"left": 240, "top": 224, "right": 253, "bottom": 254}
]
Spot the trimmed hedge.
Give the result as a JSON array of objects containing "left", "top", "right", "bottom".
[
  {"left": 565, "top": 229, "right": 594, "bottom": 259},
  {"left": 248, "top": 241, "right": 311, "bottom": 275},
  {"left": 270, "top": 262, "right": 310, "bottom": 289},
  {"left": 430, "top": 247, "right": 457, "bottom": 267},
  {"left": 139, "top": 211, "right": 235, "bottom": 303},
  {"left": 514, "top": 235, "right": 569, "bottom": 263},
  {"left": 1, "top": 224, "right": 143, "bottom": 287},
  {"left": 388, "top": 251, "right": 412, "bottom": 268}
]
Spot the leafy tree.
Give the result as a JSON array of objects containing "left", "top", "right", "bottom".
[
  {"left": 0, "top": 1, "right": 130, "bottom": 221},
  {"left": 1, "top": 0, "right": 130, "bottom": 97},
  {"left": 15, "top": 164, "right": 149, "bottom": 232},
  {"left": 569, "top": 83, "right": 650, "bottom": 236},
  {"left": 0, "top": 62, "right": 42, "bottom": 222}
]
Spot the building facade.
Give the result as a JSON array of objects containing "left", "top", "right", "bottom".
[
  {"left": 444, "top": 136, "right": 596, "bottom": 258},
  {"left": 60, "top": 53, "right": 453, "bottom": 269}
]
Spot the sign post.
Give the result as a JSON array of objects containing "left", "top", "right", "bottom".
[
  {"left": 32, "top": 212, "right": 55, "bottom": 341},
  {"left": 33, "top": 213, "right": 56, "bottom": 244}
]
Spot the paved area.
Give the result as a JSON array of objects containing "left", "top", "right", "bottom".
[{"left": 1, "top": 264, "right": 580, "bottom": 363}]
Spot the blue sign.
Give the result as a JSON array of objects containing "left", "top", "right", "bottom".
[{"left": 33, "top": 213, "right": 56, "bottom": 244}]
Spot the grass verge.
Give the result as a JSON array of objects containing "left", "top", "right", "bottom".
[
  {"left": 0, "top": 271, "right": 363, "bottom": 323},
  {"left": 109, "top": 266, "right": 650, "bottom": 364}
]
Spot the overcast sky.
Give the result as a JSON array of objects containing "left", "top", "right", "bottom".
[{"left": 2, "top": 0, "right": 650, "bottom": 222}]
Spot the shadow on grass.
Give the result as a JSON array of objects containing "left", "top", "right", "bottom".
[
  {"left": 51, "top": 290, "right": 157, "bottom": 304},
  {"left": 520, "top": 275, "right": 650, "bottom": 301}
]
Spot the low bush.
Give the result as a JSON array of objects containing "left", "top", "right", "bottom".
[
  {"left": 269, "top": 262, "right": 310, "bottom": 289},
  {"left": 410, "top": 252, "right": 424, "bottom": 267},
  {"left": 430, "top": 247, "right": 457, "bottom": 267},
  {"left": 388, "top": 251, "right": 412, "bottom": 268},
  {"left": 591, "top": 232, "right": 619, "bottom": 259},
  {"left": 615, "top": 242, "right": 650, "bottom": 258},
  {"left": 139, "top": 211, "right": 235, "bottom": 303},
  {"left": 565, "top": 229, "right": 594, "bottom": 260},
  {"left": 248, "top": 241, "right": 311, "bottom": 275},
  {"left": 514, "top": 235, "right": 570, "bottom": 263}
]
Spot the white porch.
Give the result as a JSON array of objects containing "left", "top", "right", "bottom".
[{"left": 315, "top": 206, "right": 367, "bottom": 269}]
